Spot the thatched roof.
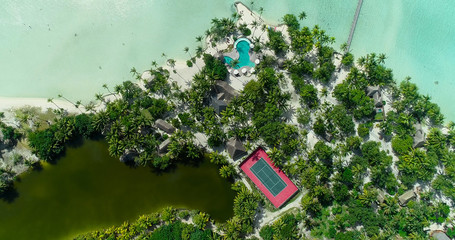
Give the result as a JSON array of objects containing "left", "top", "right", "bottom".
[
  {"left": 158, "top": 138, "right": 172, "bottom": 155},
  {"left": 211, "top": 98, "right": 227, "bottom": 115},
  {"left": 413, "top": 123, "right": 425, "bottom": 148},
  {"left": 398, "top": 190, "right": 416, "bottom": 206},
  {"left": 226, "top": 138, "right": 247, "bottom": 160},
  {"left": 215, "top": 80, "right": 239, "bottom": 102},
  {"left": 155, "top": 119, "right": 175, "bottom": 134},
  {"left": 377, "top": 190, "right": 385, "bottom": 204},
  {"left": 431, "top": 231, "right": 451, "bottom": 240},
  {"left": 373, "top": 92, "right": 383, "bottom": 107},
  {"left": 366, "top": 86, "right": 380, "bottom": 97},
  {"left": 120, "top": 149, "right": 138, "bottom": 163},
  {"left": 216, "top": 92, "right": 225, "bottom": 100}
]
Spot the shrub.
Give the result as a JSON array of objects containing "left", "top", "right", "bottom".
[
  {"left": 1, "top": 125, "right": 21, "bottom": 142},
  {"left": 391, "top": 135, "right": 413, "bottom": 155},
  {"left": 357, "top": 123, "right": 371, "bottom": 138},
  {"left": 341, "top": 52, "right": 354, "bottom": 66},
  {"left": 202, "top": 54, "right": 228, "bottom": 80}
]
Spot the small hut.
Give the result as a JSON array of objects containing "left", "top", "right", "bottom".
[
  {"left": 373, "top": 92, "right": 383, "bottom": 107},
  {"left": 377, "top": 190, "right": 385, "bottom": 204},
  {"left": 226, "top": 138, "right": 247, "bottom": 160},
  {"left": 413, "top": 123, "right": 425, "bottom": 148},
  {"left": 398, "top": 190, "right": 416, "bottom": 206},
  {"left": 211, "top": 98, "right": 228, "bottom": 115},
  {"left": 155, "top": 119, "right": 176, "bottom": 134},
  {"left": 215, "top": 80, "right": 239, "bottom": 102},
  {"left": 431, "top": 231, "right": 451, "bottom": 240},
  {"left": 216, "top": 92, "right": 225, "bottom": 101},
  {"left": 120, "top": 149, "right": 138, "bottom": 163},
  {"left": 158, "top": 138, "right": 172, "bottom": 155},
  {"left": 366, "top": 86, "right": 380, "bottom": 97}
]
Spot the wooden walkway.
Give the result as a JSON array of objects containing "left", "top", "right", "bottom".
[{"left": 346, "top": 0, "right": 364, "bottom": 53}]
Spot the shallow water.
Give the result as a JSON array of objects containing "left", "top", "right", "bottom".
[
  {"left": 0, "top": 140, "right": 235, "bottom": 240},
  {"left": 1, "top": 0, "right": 453, "bottom": 120},
  {"left": 351, "top": 0, "right": 455, "bottom": 121}
]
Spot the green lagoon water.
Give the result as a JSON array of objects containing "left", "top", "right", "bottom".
[{"left": 0, "top": 140, "right": 235, "bottom": 240}]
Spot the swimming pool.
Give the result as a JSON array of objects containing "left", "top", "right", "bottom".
[{"left": 224, "top": 38, "right": 255, "bottom": 69}]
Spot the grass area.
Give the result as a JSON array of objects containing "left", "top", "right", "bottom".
[{"left": 13, "top": 107, "right": 57, "bottom": 132}]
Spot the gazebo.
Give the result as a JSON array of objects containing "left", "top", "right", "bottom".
[
  {"left": 155, "top": 119, "right": 176, "bottom": 134},
  {"left": 211, "top": 97, "right": 228, "bottom": 115},
  {"left": 226, "top": 138, "right": 247, "bottom": 160}
]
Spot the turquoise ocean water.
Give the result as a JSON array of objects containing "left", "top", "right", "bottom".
[{"left": 0, "top": 0, "right": 453, "bottom": 120}]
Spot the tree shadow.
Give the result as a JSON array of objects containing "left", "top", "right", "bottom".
[
  {"left": 148, "top": 163, "right": 178, "bottom": 176},
  {"left": 66, "top": 135, "right": 84, "bottom": 148},
  {"left": 0, "top": 186, "right": 19, "bottom": 203},
  {"left": 30, "top": 161, "right": 43, "bottom": 172}
]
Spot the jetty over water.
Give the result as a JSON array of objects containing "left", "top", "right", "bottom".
[{"left": 346, "top": 0, "right": 364, "bottom": 53}]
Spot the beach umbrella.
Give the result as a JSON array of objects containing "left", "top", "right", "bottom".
[
  {"left": 234, "top": 69, "right": 239, "bottom": 75},
  {"left": 242, "top": 68, "right": 247, "bottom": 74},
  {"left": 255, "top": 59, "right": 260, "bottom": 64},
  {"left": 250, "top": 43, "right": 254, "bottom": 48}
]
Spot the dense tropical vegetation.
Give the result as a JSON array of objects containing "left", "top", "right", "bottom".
[{"left": 1, "top": 3, "right": 454, "bottom": 240}]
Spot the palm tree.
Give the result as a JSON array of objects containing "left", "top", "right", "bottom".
[
  {"left": 130, "top": 67, "right": 138, "bottom": 77},
  {"left": 114, "top": 85, "right": 123, "bottom": 98},
  {"left": 47, "top": 98, "right": 61, "bottom": 110},
  {"left": 102, "top": 84, "right": 117, "bottom": 99},
  {"left": 183, "top": 47, "right": 191, "bottom": 59},
  {"left": 195, "top": 35, "right": 203, "bottom": 43},
  {"left": 184, "top": 47, "right": 200, "bottom": 70},
  {"left": 357, "top": 56, "right": 366, "bottom": 67},
  {"left": 340, "top": 42, "right": 348, "bottom": 53},
  {"left": 84, "top": 101, "right": 96, "bottom": 113},
  {"left": 57, "top": 94, "right": 75, "bottom": 106},
  {"left": 95, "top": 93, "right": 105, "bottom": 104},
  {"left": 259, "top": 24, "right": 267, "bottom": 38},
  {"left": 378, "top": 53, "right": 387, "bottom": 64},
  {"left": 259, "top": 7, "right": 264, "bottom": 18},
  {"left": 231, "top": 12, "right": 239, "bottom": 21},
  {"left": 229, "top": 59, "right": 240, "bottom": 69},
  {"left": 167, "top": 58, "right": 176, "bottom": 68},
  {"left": 195, "top": 45, "right": 204, "bottom": 57},
  {"left": 251, "top": 20, "right": 259, "bottom": 36},
  {"left": 151, "top": 60, "right": 158, "bottom": 69},
  {"left": 298, "top": 11, "right": 307, "bottom": 20},
  {"left": 167, "top": 58, "right": 185, "bottom": 81},
  {"left": 75, "top": 100, "right": 84, "bottom": 113}
]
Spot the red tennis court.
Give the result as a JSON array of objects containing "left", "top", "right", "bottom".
[{"left": 239, "top": 147, "right": 298, "bottom": 208}]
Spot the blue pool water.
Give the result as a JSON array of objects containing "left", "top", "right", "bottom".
[{"left": 224, "top": 39, "right": 255, "bottom": 69}]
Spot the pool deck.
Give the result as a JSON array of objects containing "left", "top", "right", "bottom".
[{"left": 224, "top": 43, "right": 260, "bottom": 76}]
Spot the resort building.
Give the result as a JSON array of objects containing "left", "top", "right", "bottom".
[
  {"left": 366, "top": 86, "right": 380, "bottom": 97},
  {"left": 211, "top": 97, "right": 228, "bottom": 115},
  {"left": 215, "top": 80, "right": 239, "bottom": 102},
  {"left": 158, "top": 138, "right": 171, "bottom": 155},
  {"left": 413, "top": 123, "right": 426, "bottom": 148},
  {"left": 239, "top": 147, "right": 299, "bottom": 208},
  {"left": 366, "top": 86, "right": 383, "bottom": 108},
  {"left": 226, "top": 138, "right": 247, "bottom": 160},
  {"left": 120, "top": 150, "right": 138, "bottom": 163},
  {"left": 154, "top": 119, "right": 176, "bottom": 134},
  {"left": 430, "top": 231, "right": 451, "bottom": 240},
  {"left": 398, "top": 190, "right": 416, "bottom": 206}
]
